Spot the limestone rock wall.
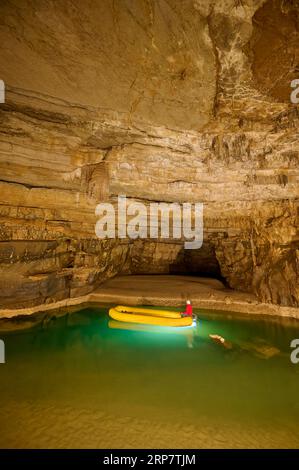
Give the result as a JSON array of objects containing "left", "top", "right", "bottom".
[{"left": 0, "top": 0, "right": 298, "bottom": 309}]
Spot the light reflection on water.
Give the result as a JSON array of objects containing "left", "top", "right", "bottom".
[{"left": 0, "top": 307, "right": 299, "bottom": 448}]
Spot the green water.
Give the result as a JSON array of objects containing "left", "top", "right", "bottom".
[{"left": 0, "top": 307, "right": 299, "bottom": 448}]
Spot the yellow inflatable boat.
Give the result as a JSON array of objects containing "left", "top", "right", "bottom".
[
  {"left": 108, "top": 319, "right": 195, "bottom": 336},
  {"left": 108, "top": 305, "right": 194, "bottom": 327}
]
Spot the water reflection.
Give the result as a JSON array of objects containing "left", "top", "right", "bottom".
[{"left": 1, "top": 307, "right": 299, "bottom": 448}]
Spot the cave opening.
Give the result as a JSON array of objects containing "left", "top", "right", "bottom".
[
  {"left": 168, "top": 243, "right": 226, "bottom": 284},
  {"left": 129, "top": 240, "right": 227, "bottom": 286}
]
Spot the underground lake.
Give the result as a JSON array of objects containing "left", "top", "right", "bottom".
[{"left": 0, "top": 307, "right": 299, "bottom": 449}]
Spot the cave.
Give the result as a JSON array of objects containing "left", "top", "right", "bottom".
[
  {"left": 0, "top": 0, "right": 298, "bottom": 312},
  {"left": 1, "top": 0, "right": 299, "bottom": 453},
  {"left": 169, "top": 245, "right": 224, "bottom": 281}
]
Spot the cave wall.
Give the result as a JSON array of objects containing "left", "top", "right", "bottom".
[{"left": 0, "top": 0, "right": 298, "bottom": 309}]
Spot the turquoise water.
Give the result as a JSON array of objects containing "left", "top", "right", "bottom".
[{"left": 0, "top": 307, "right": 299, "bottom": 448}]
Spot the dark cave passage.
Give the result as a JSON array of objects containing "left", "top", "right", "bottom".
[
  {"left": 169, "top": 243, "right": 226, "bottom": 284},
  {"left": 128, "top": 240, "right": 227, "bottom": 286}
]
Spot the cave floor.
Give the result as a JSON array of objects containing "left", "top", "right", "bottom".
[
  {"left": 1, "top": 275, "right": 298, "bottom": 321},
  {"left": 90, "top": 275, "right": 298, "bottom": 319}
]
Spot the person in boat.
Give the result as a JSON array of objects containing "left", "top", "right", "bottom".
[{"left": 181, "top": 299, "right": 193, "bottom": 317}]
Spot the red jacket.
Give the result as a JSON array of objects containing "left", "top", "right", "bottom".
[{"left": 185, "top": 304, "right": 193, "bottom": 316}]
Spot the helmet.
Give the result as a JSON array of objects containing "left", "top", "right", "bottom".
[{"left": 186, "top": 300, "right": 191, "bottom": 304}]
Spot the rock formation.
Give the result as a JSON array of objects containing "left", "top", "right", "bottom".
[{"left": 0, "top": 0, "right": 298, "bottom": 310}]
